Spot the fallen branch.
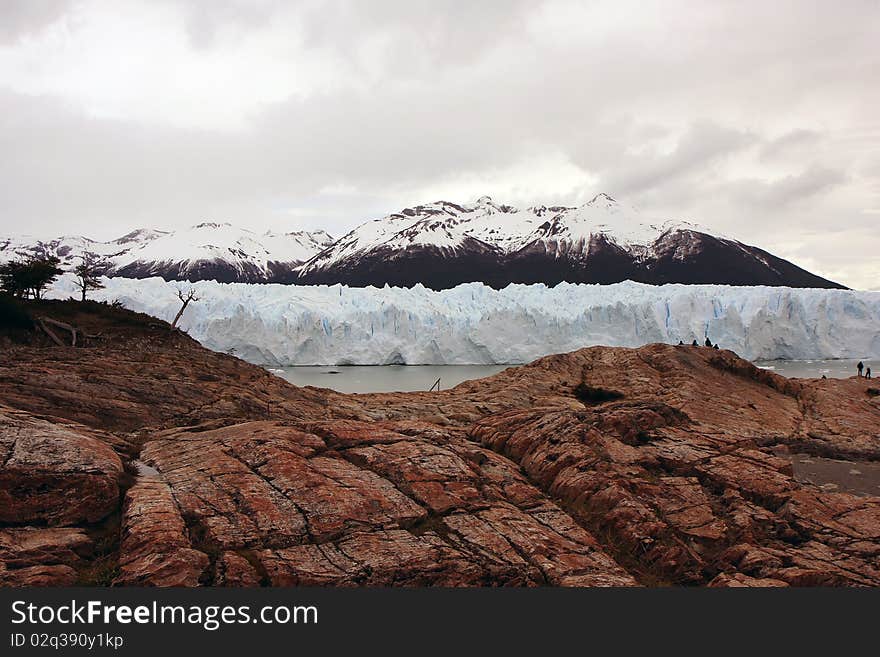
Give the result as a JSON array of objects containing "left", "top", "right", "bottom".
[
  {"left": 36, "top": 318, "right": 66, "bottom": 347},
  {"left": 39, "top": 317, "right": 78, "bottom": 347}
]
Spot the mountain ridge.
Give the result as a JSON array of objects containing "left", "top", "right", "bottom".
[
  {"left": 295, "top": 193, "right": 843, "bottom": 289},
  {"left": 1, "top": 194, "right": 845, "bottom": 289}
]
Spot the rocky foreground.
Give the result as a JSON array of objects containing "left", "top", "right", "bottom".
[{"left": 1, "top": 301, "right": 879, "bottom": 587}]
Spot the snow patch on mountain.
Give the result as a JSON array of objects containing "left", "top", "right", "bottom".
[
  {"left": 0, "top": 233, "right": 144, "bottom": 266},
  {"left": 1, "top": 224, "right": 335, "bottom": 281},
  {"left": 296, "top": 192, "right": 719, "bottom": 276},
  {"left": 48, "top": 275, "right": 880, "bottom": 366},
  {"left": 3, "top": 193, "right": 840, "bottom": 288},
  {"left": 116, "top": 223, "right": 333, "bottom": 277}
]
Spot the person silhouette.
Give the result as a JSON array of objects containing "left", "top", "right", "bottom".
[
  {"left": 867, "top": 367, "right": 872, "bottom": 379},
  {"left": 713, "top": 343, "right": 720, "bottom": 350},
  {"left": 678, "top": 340, "right": 684, "bottom": 346},
  {"left": 705, "top": 337, "right": 712, "bottom": 347},
  {"left": 692, "top": 339, "right": 699, "bottom": 347},
  {"left": 857, "top": 361, "right": 864, "bottom": 377}
]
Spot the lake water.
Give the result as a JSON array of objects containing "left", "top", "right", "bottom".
[
  {"left": 270, "top": 364, "right": 512, "bottom": 393},
  {"left": 753, "top": 358, "right": 872, "bottom": 380},
  {"left": 271, "top": 358, "right": 873, "bottom": 393}
]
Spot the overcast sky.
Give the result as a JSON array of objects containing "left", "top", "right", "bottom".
[{"left": 0, "top": 0, "right": 878, "bottom": 289}]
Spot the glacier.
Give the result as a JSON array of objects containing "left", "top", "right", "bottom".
[{"left": 48, "top": 275, "right": 880, "bottom": 366}]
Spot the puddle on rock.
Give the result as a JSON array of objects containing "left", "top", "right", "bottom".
[
  {"left": 132, "top": 460, "right": 160, "bottom": 478},
  {"left": 790, "top": 454, "right": 880, "bottom": 497}
]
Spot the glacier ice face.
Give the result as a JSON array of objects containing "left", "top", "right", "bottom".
[{"left": 48, "top": 275, "right": 880, "bottom": 366}]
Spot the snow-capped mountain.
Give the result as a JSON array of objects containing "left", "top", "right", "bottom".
[
  {"left": 296, "top": 193, "right": 844, "bottom": 289},
  {"left": 111, "top": 223, "right": 334, "bottom": 283},
  {"left": 1, "top": 194, "right": 843, "bottom": 288},
  {"left": 1, "top": 224, "right": 334, "bottom": 284},
  {"left": 0, "top": 230, "right": 169, "bottom": 269}
]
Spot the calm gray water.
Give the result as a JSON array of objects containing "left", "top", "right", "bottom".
[
  {"left": 271, "top": 359, "right": 873, "bottom": 393},
  {"left": 270, "top": 364, "right": 512, "bottom": 393},
  {"left": 753, "top": 358, "right": 872, "bottom": 379}
]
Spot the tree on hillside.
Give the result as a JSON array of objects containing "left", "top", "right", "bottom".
[
  {"left": 0, "top": 261, "right": 26, "bottom": 298},
  {"left": 170, "top": 288, "right": 200, "bottom": 330},
  {"left": 0, "top": 255, "right": 63, "bottom": 300},
  {"left": 74, "top": 251, "right": 109, "bottom": 301}
]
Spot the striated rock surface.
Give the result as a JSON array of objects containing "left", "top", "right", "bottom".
[
  {"left": 0, "top": 406, "right": 123, "bottom": 525},
  {"left": 115, "top": 477, "right": 210, "bottom": 587},
  {"left": 135, "top": 420, "right": 634, "bottom": 586},
  {"left": 0, "top": 528, "right": 93, "bottom": 586},
  {"left": 1, "top": 300, "right": 879, "bottom": 586}
]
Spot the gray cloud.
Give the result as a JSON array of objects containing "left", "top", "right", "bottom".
[
  {"left": 758, "top": 129, "right": 823, "bottom": 162},
  {"left": 172, "top": 0, "right": 283, "bottom": 49},
  {"left": 0, "top": 0, "right": 878, "bottom": 288},
  {"left": 0, "top": 0, "right": 77, "bottom": 43},
  {"left": 599, "top": 122, "right": 757, "bottom": 196},
  {"left": 731, "top": 166, "right": 849, "bottom": 210}
]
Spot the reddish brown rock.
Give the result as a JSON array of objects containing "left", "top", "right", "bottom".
[
  {"left": 215, "top": 552, "right": 261, "bottom": 587},
  {"left": 708, "top": 573, "right": 789, "bottom": 587},
  {"left": 0, "top": 564, "right": 79, "bottom": 586},
  {"left": 0, "top": 406, "right": 122, "bottom": 525},
  {"left": 0, "top": 305, "right": 340, "bottom": 433},
  {"left": 0, "top": 527, "right": 92, "bottom": 568},
  {"left": 0, "top": 528, "right": 93, "bottom": 586},
  {"left": 257, "top": 530, "right": 487, "bottom": 586},
  {"left": 468, "top": 347, "right": 880, "bottom": 585},
  {"left": 115, "top": 478, "right": 209, "bottom": 587},
  {"left": 2, "top": 301, "right": 879, "bottom": 587},
  {"left": 787, "top": 378, "right": 880, "bottom": 460},
  {"left": 131, "top": 420, "right": 636, "bottom": 586}
]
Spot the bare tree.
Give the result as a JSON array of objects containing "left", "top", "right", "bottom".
[
  {"left": 170, "top": 288, "right": 199, "bottom": 330},
  {"left": 73, "top": 251, "right": 108, "bottom": 301}
]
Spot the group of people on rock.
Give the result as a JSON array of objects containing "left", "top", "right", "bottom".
[
  {"left": 678, "top": 338, "right": 720, "bottom": 350},
  {"left": 673, "top": 341, "right": 871, "bottom": 379}
]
